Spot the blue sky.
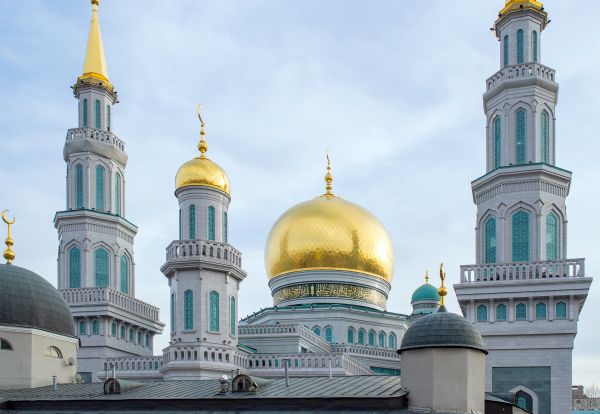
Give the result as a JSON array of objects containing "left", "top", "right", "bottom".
[{"left": 1, "top": 0, "right": 599, "bottom": 385}]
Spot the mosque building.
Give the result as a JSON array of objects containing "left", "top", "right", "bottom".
[{"left": 0, "top": 1, "right": 593, "bottom": 413}]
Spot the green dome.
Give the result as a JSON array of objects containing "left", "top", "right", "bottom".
[{"left": 411, "top": 283, "right": 440, "bottom": 303}]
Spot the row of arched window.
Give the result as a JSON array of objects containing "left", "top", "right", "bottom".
[
  {"left": 81, "top": 99, "right": 111, "bottom": 131},
  {"left": 476, "top": 300, "right": 567, "bottom": 322},
  {"left": 181, "top": 204, "right": 228, "bottom": 242},
  {"left": 484, "top": 211, "right": 559, "bottom": 264},
  {"left": 68, "top": 246, "right": 130, "bottom": 292},
  {"left": 73, "top": 163, "right": 122, "bottom": 215},
  {"left": 311, "top": 326, "right": 397, "bottom": 349},
  {"left": 492, "top": 109, "right": 550, "bottom": 169},
  {"left": 503, "top": 29, "right": 538, "bottom": 67},
  {"left": 171, "top": 290, "right": 236, "bottom": 336},
  {"left": 102, "top": 320, "right": 151, "bottom": 347}
]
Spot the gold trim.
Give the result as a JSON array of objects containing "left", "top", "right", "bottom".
[{"left": 273, "top": 283, "right": 387, "bottom": 308}]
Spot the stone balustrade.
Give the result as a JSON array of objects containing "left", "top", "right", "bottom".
[
  {"left": 165, "top": 239, "right": 242, "bottom": 268},
  {"left": 460, "top": 258, "right": 585, "bottom": 283},
  {"left": 66, "top": 127, "right": 125, "bottom": 151},
  {"left": 486, "top": 63, "right": 556, "bottom": 92},
  {"left": 61, "top": 287, "right": 160, "bottom": 321},
  {"left": 246, "top": 352, "right": 372, "bottom": 375},
  {"left": 238, "top": 323, "right": 331, "bottom": 350},
  {"left": 104, "top": 356, "right": 163, "bottom": 373},
  {"left": 162, "top": 344, "right": 248, "bottom": 368},
  {"left": 331, "top": 344, "right": 400, "bottom": 359}
]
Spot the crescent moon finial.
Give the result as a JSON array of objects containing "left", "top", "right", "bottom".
[
  {"left": 2, "top": 210, "right": 15, "bottom": 264},
  {"left": 2, "top": 210, "right": 15, "bottom": 225},
  {"left": 196, "top": 104, "right": 208, "bottom": 158}
]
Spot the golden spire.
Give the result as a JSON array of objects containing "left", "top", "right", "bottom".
[
  {"left": 498, "top": 0, "right": 546, "bottom": 25},
  {"left": 425, "top": 269, "right": 429, "bottom": 284},
  {"left": 196, "top": 105, "right": 208, "bottom": 159},
  {"left": 438, "top": 263, "right": 448, "bottom": 307},
  {"left": 2, "top": 210, "right": 15, "bottom": 265},
  {"left": 78, "top": 0, "right": 113, "bottom": 91},
  {"left": 324, "top": 153, "right": 333, "bottom": 197}
]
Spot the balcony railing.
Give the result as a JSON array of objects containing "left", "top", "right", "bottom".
[
  {"left": 165, "top": 239, "right": 242, "bottom": 268},
  {"left": 65, "top": 127, "right": 125, "bottom": 151},
  {"left": 238, "top": 323, "right": 332, "bottom": 351},
  {"left": 460, "top": 258, "right": 585, "bottom": 283},
  {"left": 486, "top": 63, "right": 556, "bottom": 92},
  {"left": 331, "top": 344, "right": 400, "bottom": 359},
  {"left": 61, "top": 287, "right": 160, "bottom": 321},
  {"left": 104, "top": 356, "right": 164, "bottom": 372},
  {"left": 246, "top": 352, "right": 372, "bottom": 375}
]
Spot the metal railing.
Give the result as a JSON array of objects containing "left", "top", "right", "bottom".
[
  {"left": 165, "top": 239, "right": 242, "bottom": 268},
  {"left": 460, "top": 258, "right": 585, "bottom": 283}
]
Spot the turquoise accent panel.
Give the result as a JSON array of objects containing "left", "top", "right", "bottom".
[
  {"left": 170, "top": 293, "right": 175, "bottom": 332},
  {"left": 485, "top": 217, "right": 497, "bottom": 264},
  {"left": 378, "top": 332, "right": 385, "bottom": 347},
  {"left": 83, "top": 99, "right": 88, "bottom": 127},
  {"left": 120, "top": 325, "right": 125, "bottom": 339},
  {"left": 95, "top": 165, "right": 105, "bottom": 211},
  {"left": 230, "top": 297, "right": 236, "bottom": 336},
  {"left": 312, "top": 326, "right": 321, "bottom": 336},
  {"left": 75, "top": 164, "right": 84, "bottom": 208},
  {"left": 94, "top": 248, "right": 109, "bottom": 287},
  {"left": 69, "top": 247, "right": 81, "bottom": 288},
  {"left": 178, "top": 209, "right": 182, "bottom": 240},
  {"left": 388, "top": 333, "right": 396, "bottom": 349},
  {"left": 541, "top": 110, "right": 549, "bottom": 163},
  {"left": 368, "top": 330, "right": 375, "bottom": 347},
  {"left": 120, "top": 255, "right": 129, "bottom": 294},
  {"left": 128, "top": 328, "right": 133, "bottom": 342},
  {"left": 79, "top": 320, "right": 87, "bottom": 335},
  {"left": 496, "top": 304, "right": 507, "bottom": 321},
  {"left": 411, "top": 283, "right": 439, "bottom": 302},
  {"left": 492, "top": 366, "right": 551, "bottom": 414},
  {"left": 137, "top": 331, "right": 142, "bottom": 344},
  {"left": 347, "top": 328, "right": 355, "bottom": 344},
  {"left": 504, "top": 35, "right": 509, "bottom": 67},
  {"left": 517, "top": 29, "right": 524, "bottom": 64},
  {"left": 325, "top": 327, "right": 333, "bottom": 343},
  {"left": 209, "top": 291, "right": 219, "bottom": 331},
  {"left": 208, "top": 206, "right": 215, "bottom": 240},
  {"left": 358, "top": 329, "right": 365, "bottom": 345},
  {"left": 477, "top": 304, "right": 488, "bottom": 321},
  {"left": 533, "top": 31, "right": 538, "bottom": 62},
  {"left": 145, "top": 333, "right": 150, "bottom": 347},
  {"left": 516, "top": 303, "right": 527, "bottom": 320},
  {"left": 111, "top": 322, "right": 116, "bottom": 336},
  {"left": 516, "top": 109, "right": 527, "bottom": 164},
  {"left": 370, "top": 367, "right": 401, "bottom": 375},
  {"left": 556, "top": 301, "right": 567, "bottom": 319},
  {"left": 536, "top": 302, "right": 547, "bottom": 319},
  {"left": 184, "top": 289, "right": 193, "bottom": 330},
  {"left": 223, "top": 211, "right": 228, "bottom": 243},
  {"left": 516, "top": 392, "right": 532, "bottom": 411},
  {"left": 106, "top": 105, "right": 111, "bottom": 131},
  {"left": 512, "top": 210, "right": 530, "bottom": 262},
  {"left": 92, "top": 319, "right": 99, "bottom": 334},
  {"left": 494, "top": 116, "right": 502, "bottom": 168},
  {"left": 114, "top": 173, "right": 121, "bottom": 216},
  {"left": 95, "top": 99, "right": 101, "bottom": 129},
  {"left": 189, "top": 205, "right": 196, "bottom": 239},
  {"left": 546, "top": 212, "right": 558, "bottom": 260}
]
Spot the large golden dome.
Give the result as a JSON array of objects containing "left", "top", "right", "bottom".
[{"left": 265, "top": 160, "right": 394, "bottom": 282}]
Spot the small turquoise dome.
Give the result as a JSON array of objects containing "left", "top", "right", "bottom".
[{"left": 411, "top": 283, "right": 440, "bottom": 303}]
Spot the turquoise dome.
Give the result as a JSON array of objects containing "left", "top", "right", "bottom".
[{"left": 411, "top": 283, "right": 440, "bottom": 303}]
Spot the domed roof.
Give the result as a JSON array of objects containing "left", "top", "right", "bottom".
[
  {"left": 411, "top": 281, "right": 440, "bottom": 303},
  {"left": 175, "top": 156, "right": 230, "bottom": 194},
  {"left": 0, "top": 264, "right": 75, "bottom": 337},
  {"left": 399, "top": 307, "right": 486, "bottom": 354}
]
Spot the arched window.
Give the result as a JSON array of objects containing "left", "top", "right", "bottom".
[
  {"left": 516, "top": 303, "right": 527, "bottom": 320},
  {"left": 388, "top": 332, "right": 397, "bottom": 349},
  {"left": 207, "top": 206, "right": 215, "bottom": 241},
  {"left": 95, "top": 165, "right": 105, "bottom": 211},
  {"left": 546, "top": 212, "right": 558, "bottom": 260},
  {"left": 189, "top": 205, "right": 196, "bottom": 239},
  {"left": 477, "top": 304, "right": 488, "bottom": 321},
  {"left": 556, "top": 301, "right": 567, "bottom": 319},
  {"left": 120, "top": 255, "right": 129, "bottom": 294},
  {"left": 504, "top": 35, "right": 509, "bottom": 67},
  {"left": 517, "top": 29, "right": 524, "bottom": 64},
  {"left": 512, "top": 210, "right": 530, "bottom": 262},
  {"left": 114, "top": 172, "right": 121, "bottom": 216},
  {"left": 75, "top": 164, "right": 84, "bottom": 208},
  {"left": 494, "top": 116, "right": 502, "bottom": 168},
  {"left": 536, "top": 302, "right": 547, "bottom": 319},
  {"left": 496, "top": 304, "right": 507, "bottom": 321},
  {"left": 95, "top": 99, "right": 101, "bottom": 129},
  {"left": 106, "top": 105, "right": 111, "bottom": 131},
  {"left": 532, "top": 31, "right": 538, "bottom": 63},
  {"left": 178, "top": 209, "right": 182, "bottom": 240},
  {"left": 170, "top": 293, "right": 175, "bottom": 332},
  {"left": 92, "top": 319, "right": 100, "bottom": 334},
  {"left": 347, "top": 327, "right": 355, "bottom": 344},
  {"left": 368, "top": 330, "right": 375, "bottom": 347},
  {"left": 120, "top": 325, "right": 126, "bottom": 339},
  {"left": 94, "top": 247, "right": 109, "bottom": 287},
  {"left": 358, "top": 329, "right": 366, "bottom": 345},
  {"left": 0, "top": 339, "right": 13, "bottom": 350},
  {"left": 516, "top": 109, "right": 527, "bottom": 164},
  {"left": 312, "top": 326, "right": 321, "bottom": 336},
  {"left": 137, "top": 330, "right": 142, "bottom": 344},
  {"left": 79, "top": 320, "right": 87, "bottom": 335},
  {"left": 209, "top": 291, "right": 219, "bottom": 332},
  {"left": 515, "top": 391, "right": 533, "bottom": 411},
  {"left": 230, "top": 296, "right": 236, "bottom": 336},
  {"left": 145, "top": 333, "right": 150, "bottom": 347},
  {"left": 83, "top": 99, "right": 88, "bottom": 127},
  {"left": 68, "top": 246, "right": 81, "bottom": 288},
  {"left": 325, "top": 327, "right": 333, "bottom": 343},
  {"left": 128, "top": 328, "right": 134, "bottom": 342},
  {"left": 541, "top": 110, "right": 549, "bottom": 163},
  {"left": 485, "top": 217, "right": 497, "bottom": 264},
  {"left": 223, "top": 211, "right": 228, "bottom": 243},
  {"left": 378, "top": 332, "right": 385, "bottom": 348},
  {"left": 46, "top": 346, "right": 63, "bottom": 359},
  {"left": 184, "top": 289, "right": 193, "bottom": 330},
  {"left": 111, "top": 321, "right": 117, "bottom": 336}
]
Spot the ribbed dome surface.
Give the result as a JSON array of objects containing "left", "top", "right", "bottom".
[
  {"left": 0, "top": 264, "right": 75, "bottom": 337},
  {"left": 411, "top": 283, "right": 440, "bottom": 302},
  {"left": 175, "top": 157, "right": 230, "bottom": 195}
]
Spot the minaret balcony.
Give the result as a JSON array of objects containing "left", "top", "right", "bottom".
[
  {"left": 63, "top": 127, "right": 127, "bottom": 165},
  {"left": 485, "top": 63, "right": 556, "bottom": 99},
  {"left": 459, "top": 258, "right": 585, "bottom": 284}
]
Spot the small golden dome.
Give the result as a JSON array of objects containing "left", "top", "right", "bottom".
[{"left": 265, "top": 158, "right": 394, "bottom": 282}]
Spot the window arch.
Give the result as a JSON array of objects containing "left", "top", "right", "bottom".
[
  {"left": 312, "top": 326, "right": 321, "bottom": 336},
  {"left": 536, "top": 302, "right": 547, "bottom": 319},
  {"left": 516, "top": 303, "right": 527, "bottom": 320},
  {"left": 388, "top": 332, "right": 397, "bottom": 349},
  {"left": 207, "top": 206, "right": 215, "bottom": 240},
  {"left": 477, "top": 304, "right": 488, "bottom": 321},
  {"left": 46, "top": 346, "right": 63, "bottom": 358},
  {"left": 368, "top": 330, "right": 375, "bottom": 347},
  {"left": 189, "top": 205, "right": 196, "bottom": 239},
  {"left": 378, "top": 331, "right": 385, "bottom": 348},
  {"left": 230, "top": 296, "right": 236, "bottom": 336},
  {"left": 114, "top": 172, "right": 121, "bottom": 216},
  {"left": 95, "top": 165, "right": 105, "bottom": 211},
  {"left": 358, "top": 328, "right": 366, "bottom": 345},
  {"left": 75, "top": 164, "right": 84, "bottom": 208},
  {"left": 111, "top": 321, "right": 117, "bottom": 336},
  {"left": 504, "top": 35, "right": 509, "bottom": 67},
  {"left": 184, "top": 289, "right": 193, "bottom": 330},
  {"left": 128, "top": 328, "right": 134, "bottom": 342},
  {"left": 532, "top": 31, "right": 538, "bottom": 63},
  {"left": 209, "top": 291, "right": 219, "bottom": 332},
  {"left": 83, "top": 99, "right": 88, "bottom": 127},
  {"left": 517, "top": 29, "right": 524, "bottom": 64},
  {"left": 546, "top": 212, "right": 558, "bottom": 261},
  {"left": 120, "top": 325, "right": 126, "bottom": 339},
  {"left": 556, "top": 301, "right": 567, "bottom": 319},
  {"left": 541, "top": 110, "right": 549, "bottom": 164},
  {"left": 120, "top": 255, "right": 129, "bottom": 294},
  {"left": 137, "top": 330, "right": 142, "bottom": 344},
  {"left": 494, "top": 116, "right": 502, "bottom": 168},
  {"left": 92, "top": 319, "right": 100, "bottom": 334},
  {"left": 106, "top": 105, "right": 111, "bottom": 131},
  {"left": 325, "top": 326, "right": 333, "bottom": 343},
  {"left": 484, "top": 217, "right": 497, "bottom": 264},
  {"left": 516, "top": 109, "right": 527, "bottom": 164},
  {"left": 223, "top": 211, "right": 228, "bottom": 243},
  {"left": 496, "top": 304, "right": 507, "bottom": 321},
  {"left": 95, "top": 99, "right": 101, "bottom": 129},
  {"left": 0, "top": 339, "right": 13, "bottom": 350},
  {"left": 79, "top": 320, "right": 87, "bottom": 335},
  {"left": 145, "top": 333, "right": 150, "bottom": 347},
  {"left": 94, "top": 247, "right": 109, "bottom": 287},
  {"left": 347, "top": 327, "right": 355, "bottom": 344},
  {"left": 170, "top": 293, "right": 175, "bottom": 332},
  {"left": 512, "top": 210, "right": 530, "bottom": 262},
  {"left": 68, "top": 246, "right": 81, "bottom": 288},
  {"left": 515, "top": 391, "right": 533, "bottom": 412}
]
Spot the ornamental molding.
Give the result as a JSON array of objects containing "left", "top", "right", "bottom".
[
  {"left": 272, "top": 283, "right": 388, "bottom": 309},
  {"left": 473, "top": 177, "right": 568, "bottom": 205}
]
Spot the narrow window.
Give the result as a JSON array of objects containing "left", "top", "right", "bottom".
[
  {"left": 230, "top": 296, "right": 236, "bottom": 336},
  {"left": 485, "top": 217, "right": 497, "bottom": 264},
  {"left": 128, "top": 328, "right": 134, "bottom": 342},
  {"left": 83, "top": 99, "right": 88, "bottom": 127},
  {"left": 312, "top": 326, "right": 321, "bottom": 336},
  {"left": 69, "top": 246, "right": 81, "bottom": 288},
  {"left": 536, "top": 302, "right": 547, "bottom": 319},
  {"left": 512, "top": 211, "right": 530, "bottom": 262},
  {"left": 555, "top": 301, "right": 567, "bottom": 319},
  {"left": 170, "top": 293, "right": 175, "bottom": 332},
  {"left": 325, "top": 327, "right": 333, "bottom": 343},
  {"left": 189, "top": 205, "right": 196, "bottom": 239},
  {"left": 208, "top": 206, "right": 215, "bottom": 240},
  {"left": 378, "top": 332, "right": 385, "bottom": 347},
  {"left": 494, "top": 116, "right": 502, "bottom": 168},
  {"left": 368, "top": 330, "right": 375, "bottom": 347},
  {"left": 516, "top": 109, "right": 527, "bottom": 164},
  {"left": 111, "top": 322, "right": 117, "bottom": 336},
  {"left": 95, "top": 165, "right": 105, "bottom": 211},
  {"left": 347, "top": 328, "right": 355, "bottom": 344},
  {"left": 532, "top": 31, "right": 538, "bottom": 63},
  {"left": 114, "top": 172, "right": 121, "bottom": 215},
  {"left": 106, "top": 105, "right": 111, "bottom": 131},
  {"left": 92, "top": 320, "right": 100, "bottom": 334},
  {"left": 504, "top": 35, "right": 509, "bottom": 67},
  {"left": 496, "top": 304, "right": 507, "bottom": 321},
  {"left": 178, "top": 209, "right": 182, "bottom": 240},
  {"left": 517, "top": 29, "right": 524, "bottom": 64},
  {"left": 358, "top": 329, "right": 365, "bottom": 345},
  {"left": 145, "top": 333, "right": 150, "bottom": 347},
  {"left": 184, "top": 290, "right": 193, "bottom": 330},
  {"left": 120, "top": 255, "right": 129, "bottom": 294},
  {"left": 223, "top": 211, "right": 228, "bottom": 243},
  {"left": 94, "top": 247, "right": 109, "bottom": 287},
  {"left": 120, "top": 325, "right": 125, "bottom": 339},
  {"left": 516, "top": 303, "right": 527, "bottom": 320},
  {"left": 388, "top": 333, "right": 397, "bottom": 349},
  {"left": 95, "top": 99, "right": 101, "bottom": 129},
  {"left": 546, "top": 212, "right": 558, "bottom": 260},
  {"left": 477, "top": 304, "right": 488, "bottom": 321},
  {"left": 541, "top": 110, "right": 549, "bottom": 163},
  {"left": 0, "top": 339, "right": 13, "bottom": 350},
  {"left": 79, "top": 320, "right": 87, "bottom": 335},
  {"left": 209, "top": 291, "right": 220, "bottom": 332},
  {"left": 75, "top": 164, "right": 84, "bottom": 208}
]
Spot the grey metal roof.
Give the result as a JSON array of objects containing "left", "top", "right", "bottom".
[
  {"left": 0, "top": 264, "right": 74, "bottom": 337},
  {"left": 399, "top": 306, "right": 486, "bottom": 354}
]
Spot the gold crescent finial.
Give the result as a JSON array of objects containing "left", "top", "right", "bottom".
[
  {"left": 438, "top": 262, "right": 447, "bottom": 306},
  {"left": 196, "top": 105, "right": 208, "bottom": 158},
  {"left": 2, "top": 210, "right": 15, "bottom": 264},
  {"left": 324, "top": 150, "right": 333, "bottom": 197},
  {"left": 425, "top": 269, "right": 429, "bottom": 284}
]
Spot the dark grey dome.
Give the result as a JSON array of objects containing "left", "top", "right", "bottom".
[
  {"left": 0, "top": 264, "right": 74, "bottom": 337},
  {"left": 399, "top": 306, "right": 486, "bottom": 354}
]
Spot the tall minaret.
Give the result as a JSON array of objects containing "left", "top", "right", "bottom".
[
  {"left": 55, "top": 0, "right": 163, "bottom": 383},
  {"left": 455, "top": 2, "right": 592, "bottom": 414}
]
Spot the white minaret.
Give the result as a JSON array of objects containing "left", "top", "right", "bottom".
[
  {"left": 455, "top": 2, "right": 592, "bottom": 414},
  {"left": 160, "top": 109, "right": 246, "bottom": 380},
  {"left": 54, "top": 0, "right": 164, "bottom": 383}
]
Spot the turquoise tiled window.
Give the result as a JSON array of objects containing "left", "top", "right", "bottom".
[
  {"left": 223, "top": 212, "right": 228, "bottom": 243},
  {"left": 536, "top": 302, "right": 547, "bottom": 319},
  {"left": 515, "top": 391, "right": 533, "bottom": 411},
  {"left": 230, "top": 297, "right": 236, "bottom": 336},
  {"left": 95, "top": 165, "right": 105, "bottom": 211},
  {"left": 209, "top": 291, "right": 219, "bottom": 331},
  {"left": 533, "top": 31, "right": 538, "bottom": 62},
  {"left": 94, "top": 248, "right": 109, "bottom": 287},
  {"left": 517, "top": 29, "right": 524, "bottom": 64},
  {"left": 378, "top": 332, "right": 385, "bottom": 348},
  {"left": 128, "top": 328, "right": 134, "bottom": 342},
  {"left": 325, "top": 327, "right": 333, "bottom": 343},
  {"left": 347, "top": 328, "right": 355, "bottom": 344},
  {"left": 170, "top": 293, "right": 175, "bottom": 332},
  {"left": 106, "top": 105, "right": 111, "bottom": 131},
  {"left": 69, "top": 246, "right": 81, "bottom": 288},
  {"left": 485, "top": 217, "right": 497, "bottom": 264},
  {"left": 494, "top": 116, "right": 502, "bottom": 168},
  {"left": 145, "top": 333, "right": 150, "bottom": 347},
  {"left": 516, "top": 109, "right": 527, "bottom": 164},
  {"left": 184, "top": 290, "right": 193, "bottom": 330},
  {"left": 178, "top": 209, "right": 182, "bottom": 240},
  {"left": 388, "top": 333, "right": 396, "bottom": 349},
  {"left": 111, "top": 322, "right": 117, "bottom": 336},
  {"left": 208, "top": 206, "right": 215, "bottom": 240},
  {"left": 541, "top": 110, "right": 549, "bottom": 163},
  {"left": 120, "top": 325, "right": 125, "bottom": 339},
  {"left": 358, "top": 329, "right": 365, "bottom": 345},
  {"left": 477, "top": 304, "right": 488, "bottom": 321},
  {"left": 95, "top": 99, "right": 101, "bottom": 129},
  {"left": 137, "top": 331, "right": 142, "bottom": 344},
  {"left": 512, "top": 210, "right": 530, "bottom": 262},
  {"left": 546, "top": 212, "right": 558, "bottom": 260},
  {"left": 555, "top": 301, "right": 567, "bottom": 319},
  {"left": 312, "top": 326, "right": 321, "bottom": 336},
  {"left": 75, "top": 164, "right": 83, "bottom": 208},
  {"left": 120, "top": 255, "right": 129, "bottom": 294},
  {"left": 79, "top": 320, "right": 87, "bottom": 335},
  {"left": 504, "top": 35, "right": 509, "bottom": 67},
  {"left": 114, "top": 173, "right": 121, "bottom": 215},
  {"left": 189, "top": 205, "right": 196, "bottom": 239},
  {"left": 516, "top": 303, "right": 527, "bottom": 320},
  {"left": 83, "top": 99, "right": 88, "bottom": 127},
  {"left": 368, "top": 330, "right": 375, "bottom": 347},
  {"left": 92, "top": 319, "right": 100, "bottom": 334},
  {"left": 496, "top": 304, "right": 507, "bottom": 321}
]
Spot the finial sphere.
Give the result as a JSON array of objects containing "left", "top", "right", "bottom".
[{"left": 92, "top": 0, "right": 100, "bottom": 6}]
